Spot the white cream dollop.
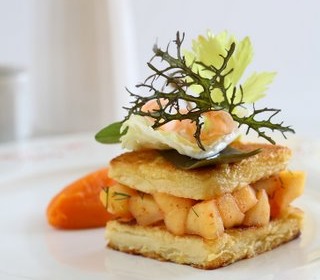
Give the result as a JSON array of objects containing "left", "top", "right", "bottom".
[{"left": 120, "top": 113, "right": 239, "bottom": 159}]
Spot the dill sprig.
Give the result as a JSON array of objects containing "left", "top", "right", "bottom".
[
  {"left": 124, "top": 32, "right": 294, "bottom": 148},
  {"left": 112, "top": 191, "right": 131, "bottom": 201}
]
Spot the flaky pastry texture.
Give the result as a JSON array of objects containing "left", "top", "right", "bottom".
[
  {"left": 106, "top": 207, "right": 303, "bottom": 269},
  {"left": 109, "top": 143, "right": 291, "bottom": 200}
]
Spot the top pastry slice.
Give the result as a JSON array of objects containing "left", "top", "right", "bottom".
[{"left": 108, "top": 142, "right": 292, "bottom": 200}]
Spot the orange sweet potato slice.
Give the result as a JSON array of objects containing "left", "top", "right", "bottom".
[{"left": 47, "top": 168, "right": 115, "bottom": 229}]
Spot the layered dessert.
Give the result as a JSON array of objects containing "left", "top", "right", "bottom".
[{"left": 96, "top": 31, "right": 305, "bottom": 269}]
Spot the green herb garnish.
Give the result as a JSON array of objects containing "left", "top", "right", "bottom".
[
  {"left": 102, "top": 187, "right": 109, "bottom": 209},
  {"left": 191, "top": 207, "right": 199, "bottom": 217},
  {"left": 112, "top": 191, "right": 131, "bottom": 201},
  {"left": 95, "top": 122, "right": 126, "bottom": 144},
  {"left": 96, "top": 31, "right": 294, "bottom": 148}
]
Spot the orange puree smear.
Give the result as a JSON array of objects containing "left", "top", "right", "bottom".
[{"left": 47, "top": 168, "right": 115, "bottom": 229}]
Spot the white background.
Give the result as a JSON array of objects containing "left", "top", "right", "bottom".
[{"left": 0, "top": 0, "right": 319, "bottom": 141}]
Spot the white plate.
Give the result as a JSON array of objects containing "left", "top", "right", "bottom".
[{"left": 0, "top": 135, "right": 319, "bottom": 280}]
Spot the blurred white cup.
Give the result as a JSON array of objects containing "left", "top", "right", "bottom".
[{"left": 0, "top": 65, "right": 31, "bottom": 142}]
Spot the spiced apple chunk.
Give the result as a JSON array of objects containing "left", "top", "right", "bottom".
[{"left": 100, "top": 143, "right": 305, "bottom": 269}]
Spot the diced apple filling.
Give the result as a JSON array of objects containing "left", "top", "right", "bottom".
[
  {"left": 216, "top": 193, "right": 245, "bottom": 228},
  {"left": 243, "top": 189, "right": 270, "bottom": 226},
  {"left": 100, "top": 183, "right": 137, "bottom": 221},
  {"left": 252, "top": 170, "right": 305, "bottom": 218},
  {"left": 186, "top": 200, "right": 224, "bottom": 239},
  {"left": 100, "top": 170, "right": 305, "bottom": 239},
  {"left": 153, "top": 192, "right": 195, "bottom": 235},
  {"left": 233, "top": 185, "right": 258, "bottom": 213},
  {"left": 129, "top": 193, "right": 164, "bottom": 226}
]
